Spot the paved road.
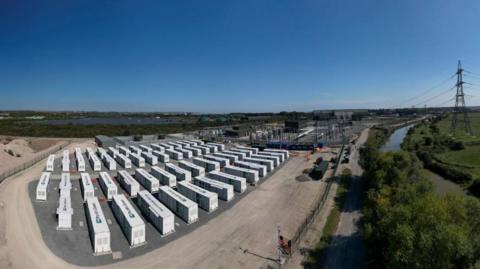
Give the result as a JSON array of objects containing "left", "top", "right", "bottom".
[{"left": 322, "top": 128, "right": 369, "bottom": 269}]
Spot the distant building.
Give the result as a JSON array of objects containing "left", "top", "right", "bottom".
[{"left": 95, "top": 135, "right": 117, "bottom": 148}]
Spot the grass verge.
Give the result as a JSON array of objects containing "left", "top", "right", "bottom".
[{"left": 302, "top": 168, "right": 352, "bottom": 268}]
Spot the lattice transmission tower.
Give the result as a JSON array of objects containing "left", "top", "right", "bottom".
[{"left": 450, "top": 60, "right": 473, "bottom": 136}]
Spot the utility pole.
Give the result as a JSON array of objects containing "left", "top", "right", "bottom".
[{"left": 451, "top": 60, "right": 473, "bottom": 135}]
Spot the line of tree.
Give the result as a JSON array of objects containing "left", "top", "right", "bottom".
[{"left": 360, "top": 133, "right": 480, "bottom": 268}]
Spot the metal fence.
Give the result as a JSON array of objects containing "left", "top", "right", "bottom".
[
  {"left": 290, "top": 144, "right": 345, "bottom": 251},
  {"left": 0, "top": 142, "right": 69, "bottom": 184}
]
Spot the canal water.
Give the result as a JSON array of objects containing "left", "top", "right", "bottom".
[
  {"left": 380, "top": 124, "right": 414, "bottom": 152},
  {"left": 380, "top": 124, "right": 465, "bottom": 195}
]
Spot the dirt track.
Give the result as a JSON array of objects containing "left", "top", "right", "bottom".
[{"left": 0, "top": 141, "right": 326, "bottom": 269}]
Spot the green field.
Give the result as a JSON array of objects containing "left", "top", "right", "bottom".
[{"left": 403, "top": 112, "right": 480, "bottom": 189}]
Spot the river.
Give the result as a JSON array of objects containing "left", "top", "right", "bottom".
[
  {"left": 380, "top": 124, "right": 465, "bottom": 195},
  {"left": 380, "top": 124, "right": 413, "bottom": 152}
]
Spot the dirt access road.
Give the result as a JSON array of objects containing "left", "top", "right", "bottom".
[
  {"left": 0, "top": 140, "right": 327, "bottom": 269},
  {"left": 322, "top": 128, "right": 369, "bottom": 269}
]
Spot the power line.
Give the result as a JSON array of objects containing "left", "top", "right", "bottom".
[
  {"left": 390, "top": 73, "right": 456, "bottom": 108},
  {"left": 411, "top": 85, "right": 456, "bottom": 107}
]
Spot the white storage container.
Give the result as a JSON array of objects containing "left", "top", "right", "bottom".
[
  {"left": 135, "top": 168, "right": 160, "bottom": 193},
  {"left": 191, "top": 145, "right": 210, "bottom": 155},
  {"left": 59, "top": 172, "right": 72, "bottom": 197},
  {"left": 259, "top": 151, "right": 285, "bottom": 162},
  {"left": 178, "top": 148, "right": 193, "bottom": 159},
  {"left": 151, "top": 144, "right": 165, "bottom": 152},
  {"left": 165, "top": 163, "right": 191, "bottom": 182},
  {"left": 103, "top": 154, "right": 117, "bottom": 170},
  {"left": 108, "top": 147, "right": 119, "bottom": 158},
  {"left": 152, "top": 150, "right": 169, "bottom": 163},
  {"left": 85, "top": 197, "right": 111, "bottom": 254},
  {"left": 243, "top": 157, "right": 274, "bottom": 172},
  {"left": 184, "top": 146, "right": 201, "bottom": 156},
  {"left": 234, "top": 160, "right": 267, "bottom": 177},
  {"left": 159, "top": 143, "right": 173, "bottom": 150},
  {"left": 97, "top": 147, "right": 108, "bottom": 161},
  {"left": 129, "top": 145, "right": 142, "bottom": 155},
  {"left": 178, "top": 160, "right": 205, "bottom": 177},
  {"left": 158, "top": 186, "right": 198, "bottom": 224},
  {"left": 62, "top": 150, "right": 70, "bottom": 172},
  {"left": 188, "top": 139, "right": 204, "bottom": 145},
  {"left": 203, "top": 155, "right": 229, "bottom": 167},
  {"left": 167, "top": 142, "right": 183, "bottom": 149},
  {"left": 206, "top": 142, "right": 225, "bottom": 151},
  {"left": 130, "top": 153, "right": 145, "bottom": 168},
  {"left": 177, "top": 181, "right": 218, "bottom": 212},
  {"left": 80, "top": 173, "right": 95, "bottom": 202},
  {"left": 208, "top": 170, "right": 247, "bottom": 193},
  {"left": 141, "top": 151, "right": 158, "bottom": 165},
  {"left": 111, "top": 194, "right": 146, "bottom": 247},
  {"left": 193, "top": 176, "right": 234, "bottom": 201},
  {"left": 230, "top": 148, "right": 251, "bottom": 157},
  {"left": 264, "top": 148, "right": 289, "bottom": 159},
  {"left": 224, "top": 165, "right": 259, "bottom": 183},
  {"left": 46, "top": 154, "right": 55, "bottom": 172},
  {"left": 117, "top": 170, "right": 140, "bottom": 197},
  {"left": 136, "top": 190, "right": 175, "bottom": 235},
  {"left": 57, "top": 194, "right": 73, "bottom": 230},
  {"left": 150, "top": 166, "right": 176, "bottom": 187},
  {"left": 203, "top": 144, "right": 218, "bottom": 153},
  {"left": 165, "top": 148, "right": 183, "bottom": 160},
  {"left": 139, "top": 145, "right": 153, "bottom": 154},
  {"left": 252, "top": 154, "right": 280, "bottom": 167},
  {"left": 119, "top": 146, "right": 131, "bottom": 157},
  {"left": 116, "top": 153, "right": 132, "bottom": 169},
  {"left": 89, "top": 154, "right": 102, "bottom": 171},
  {"left": 213, "top": 152, "right": 238, "bottom": 163},
  {"left": 223, "top": 150, "right": 246, "bottom": 160},
  {"left": 99, "top": 172, "right": 118, "bottom": 200},
  {"left": 36, "top": 172, "right": 51, "bottom": 201},
  {"left": 75, "top": 148, "right": 86, "bottom": 172},
  {"left": 193, "top": 157, "right": 220, "bottom": 172},
  {"left": 236, "top": 146, "right": 259, "bottom": 154}
]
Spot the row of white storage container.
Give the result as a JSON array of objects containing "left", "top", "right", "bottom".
[
  {"left": 165, "top": 148, "right": 183, "bottom": 160},
  {"left": 234, "top": 161, "right": 267, "bottom": 177},
  {"left": 111, "top": 194, "right": 146, "bottom": 247},
  {"left": 135, "top": 168, "right": 160, "bottom": 193},
  {"left": 136, "top": 190, "right": 175, "bottom": 235},
  {"left": 259, "top": 151, "right": 286, "bottom": 162},
  {"left": 116, "top": 153, "right": 132, "bottom": 169},
  {"left": 206, "top": 142, "right": 225, "bottom": 151},
  {"left": 158, "top": 186, "right": 198, "bottom": 224},
  {"left": 62, "top": 150, "right": 70, "bottom": 172},
  {"left": 80, "top": 173, "right": 95, "bottom": 202},
  {"left": 203, "top": 155, "right": 229, "bottom": 167},
  {"left": 223, "top": 150, "right": 246, "bottom": 160},
  {"left": 150, "top": 166, "right": 176, "bottom": 187},
  {"left": 243, "top": 157, "right": 273, "bottom": 172},
  {"left": 129, "top": 145, "right": 142, "bottom": 155},
  {"left": 184, "top": 146, "right": 201, "bottom": 156},
  {"left": 208, "top": 170, "right": 246, "bottom": 193},
  {"left": 85, "top": 197, "right": 111, "bottom": 254},
  {"left": 229, "top": 148, "right": 251, "bottom": 157},
  {"left": 213, "top": 152, "right": 238, "bottom": 163},
  {"left": 46, "top": 154, "right": 55, "bottom": 172},
  {"left": 117, "top": 170, "right": 140, "bottom": 197},
  {"left": 193, "top": 157, "right": 219, "bottom": 172},
  {"left": 165, "top": 163, "right": 191, "bottom": 182},
  {"left": 178, "top": 160, "right": 205, "bottom": 177},
  {"left": 193, "top": 176, "right": 234, "bottom": 201},
  {"left": 75, "top": 148, "right": 86, "bottom": 172},
  {"left": 36, "top": 172, "right": 51, "bottom": 200},
  {"left": 235, "top": 146, "right": 259, "bottom": 154},
  {"left": 99, "top": 172, "right": 118, "bottom": 200},
  {"left": 177, "top": 181, "right": 218, "bottom": 212},
  {"left": 86, "top": 147, "right": 102, "bottom": 171},
  {"left": 152, "top": 150, "right": 169, "bottom": 163},
  {"left": 141, "top": 151, "right": 158, "bottom": 165},
  {"left": 223, "top": 165, "right": 259, "bottom": 183},
  {"left": 251, "top": 153, "right": 280, "bottom": 167}
]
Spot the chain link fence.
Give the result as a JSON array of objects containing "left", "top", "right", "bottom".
[
  {"left": 290, "top": 144, "right": 345, "bottom": 251},
  {"left": 0, "top": 142, "right": 69, "bottom": 184}
]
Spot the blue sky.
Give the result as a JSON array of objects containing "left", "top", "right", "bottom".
[{"left": 1, "top": 0, "right": 480, "bottom": 113}]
